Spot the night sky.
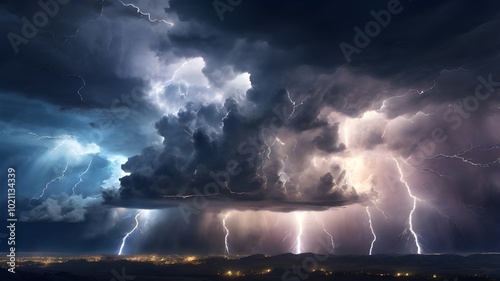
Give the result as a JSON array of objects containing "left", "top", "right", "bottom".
[{"left": 1, "top": 0, "right": 500, "bottom": 256}]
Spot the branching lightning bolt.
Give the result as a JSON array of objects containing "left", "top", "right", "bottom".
[
  {"left": 392, "top": 157, "right": 423, "bottom": 254},
  {"left": 151, "top": 59, "right": 193, "bottom": 104},
  {"left": 117, "top": 0, "right": 174, "bottom": 26},
  {"left": 32, "top": 161, "right": 70, "bottom": 201},
  {"left": 285, "top": 89, "right": 303, "bottom": 120},
  {"left": 72, "top": 159, "right": 93, "bottom": 195},
  {"left": 366, "top": 206, "right": 377, "bottom": 255},
  {"left": 118, "top": 211, "right": 142, "bottom": 255},
  {"left": 50, "top": 139, "right": 68, "bottom": 151},
  {"left": 425, "top": 143, "right": 500, "bottom": 168}
]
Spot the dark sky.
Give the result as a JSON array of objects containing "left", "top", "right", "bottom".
[{"left": 1, "top": 0, "right": 500, "bottom": 256}]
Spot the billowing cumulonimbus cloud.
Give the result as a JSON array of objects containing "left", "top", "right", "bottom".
[
  {"left": 20, "top": 193, "right": 102, "bottom": 222},
  {"left": 110, "top": 92, "right": 369, "bottom": 211}
]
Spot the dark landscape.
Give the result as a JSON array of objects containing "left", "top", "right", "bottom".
[{"left": 0, "top": 254, "right": 498, "bottom": 281}]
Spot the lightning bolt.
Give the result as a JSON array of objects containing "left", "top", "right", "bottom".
[
  {"left": 379, "top": 63, "right": 492, "bottom": 122},
  {"left": 285, "top": 89, "right": 304, "bottom": 120},
  {"left": 165, "top": 60, "right": 192, "bottom": 86},
  {"left": 378, "top": 89, "right": 417, "bottom": 112},
  {"left": 320, "top": 221, "right": 335, "bottom": 254},
  {"left": 425, "top": 143, "right": 500, "bottom": 168},
  {"left": 398, "top": 159, "right": 463, "bottom": 237},
  {"left": 32, "top": 161, "right": 70, "bottom": 202},
  {"left": 70, "top": 74, "right": 87, "bottom": 102},
  {"left": 71, "top": 159, "right": 93, "bottom": 195},
  {"left": 50, "top": 139, "right": 69, "bottom": 151},
  {"left": 392, "top": 157, "right": 423, "bottom": 254},
  {"left": 62, "top": 0, "right": 107, "bottom": 43},
  {"left": 151, "top": 59, "right": 193, "bottom": 105},
  {"left": 278, "top": 155, "right": 290, "bottom": 193},
  {"left": 117, "top": 0, "right": 174, "bottom": 26},
  {"left": 366, "top": 206, "right": 377, "bottom": 255},
  {"left": 221, "top": 108, "right": 232, "bottom": 129},
  {"left": 373, "top": 203, "right": 392, "bottom": 221},
  {"left": 294, "top": 212, "right": 305, "bottom": 254},
  {"left": 273, "top": 214, "right": 281, "bottom": 228},
  {"left": 28, "top": 132, "right": 58, "bottom": 140},
  {"left": 37, "top": 67, "right": 88, "bottom": 103},
  {"left": 420, "top": 167, "right": 451, "bottom": 179},
  {"left": 118, "top": 211, "right": 142, "bottom": 255},
  {"left": 282, "top": 230, "right": 292, "bottom": 243},
  {"left": 222, "top": 213, "right": 231, "bottom": 255}
]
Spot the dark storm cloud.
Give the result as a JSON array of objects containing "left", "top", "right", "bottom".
[
  {"left": 110, "top": 96, "right": 364, "bottom": 211},
  {"left": 167, "top": 0, "right": 500, "bottom": 100},
  {"left": 313, "top": 124, "right": 346, "bottom": 153},
  {"left": 0, "top": 0, "right": 163, "bottom": 109},
  {"left": 108, "top": 0, "right": 500, "bottom": 215},
  {"left": 2, "top": 0, "right": 500, "bottom": 255}
]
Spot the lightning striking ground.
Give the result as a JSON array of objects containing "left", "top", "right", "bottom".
[
  {"left": 222, "top": 213, "right": 231, "bottom": 255},
  {"left": 294, "top": 212, "right": 305, "bottom": 254},
  {"left": 118, "top": 211, "right": 142, "bottom": 255},
  {"left": 392, "top": 157, "right": 423, "bottom": 254},
  {"left": 366, "top": 206, "right": 377, "bottom": 255}
]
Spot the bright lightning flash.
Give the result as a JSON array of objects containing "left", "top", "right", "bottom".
[
  {"left": 223, "top": 213, "right": 231, "bottom": 255},
  {"left": 392, "top": 157, "right": 423, "bottom": 254},
  {"left": 294, "top": 212, "right": 305, "bottom": 254},
  {"left": 118, "top": 211, "right": 142, "bottom": 255},
  {"left": 366, "top": 206, "right": 377, "bottom": 255}
]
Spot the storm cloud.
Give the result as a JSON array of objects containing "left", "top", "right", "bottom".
[{"left": 1, "top": 0, "right": 500, "bottom": 255}]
